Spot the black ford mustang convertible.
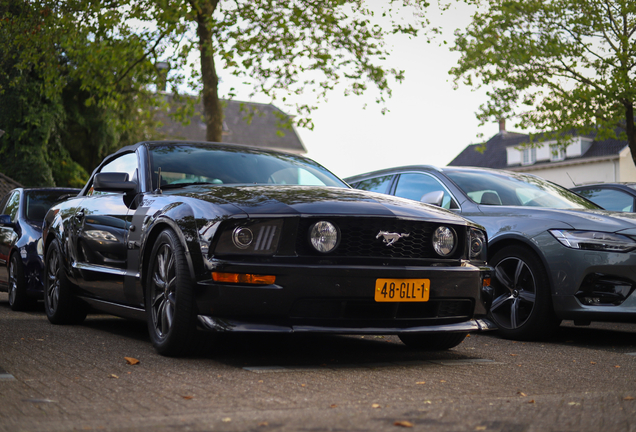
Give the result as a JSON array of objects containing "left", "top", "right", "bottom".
[{"left": 42, "top": 141, "right": 493, "bottom": 355}]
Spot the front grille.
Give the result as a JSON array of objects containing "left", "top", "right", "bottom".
[
  {"left": 296, "top": 217, "right": 464, "bottom": 259},
  {"left": 290, "top": 298, "right": 473, "bottom": 321}
]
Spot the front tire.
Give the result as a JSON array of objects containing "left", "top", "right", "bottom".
[
  {"left": 8, "top": 253, "right": 35, "bottom": 311},
  {"left": 399, "top": 332, "right": 467, "bottom": 350},
  {"left": 489, "top": 245, "right": 560, "bottom": 340},
  {"left": 146, "top": 229, "right": 198, "bottom": 356},
  {"left": 44, "top": 240, "right": 88, "bottom": 324}
]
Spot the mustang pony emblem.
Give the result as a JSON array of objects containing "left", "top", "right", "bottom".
[{"left": 376, "top": 231, "right": 410, "bottom": 246}]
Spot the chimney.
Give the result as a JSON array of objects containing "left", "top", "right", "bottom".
[{"left": 499, "top": 118, "right": 506, "bottom": 134}]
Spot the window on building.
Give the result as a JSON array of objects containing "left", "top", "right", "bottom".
[
  {"left": 550, "top": 145, "right": 566, "bottom": 162},
  {"left": 521, "top": 147, "right": 536, "bottom": 165}
]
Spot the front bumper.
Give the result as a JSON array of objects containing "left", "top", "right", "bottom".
[{"left": 194, "top": 261, "right": 493, "bottom": 333}]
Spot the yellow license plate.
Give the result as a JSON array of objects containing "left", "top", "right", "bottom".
[{"left": 375, "top": 279, "right": 430, "bottom": 302}]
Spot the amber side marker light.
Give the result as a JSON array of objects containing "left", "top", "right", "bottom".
[
  {"left": 483, "top": 278, "right": 491, "bottom": 287},
  {"left": 212, "top": 272, "right": 276, "bottom": 285}
]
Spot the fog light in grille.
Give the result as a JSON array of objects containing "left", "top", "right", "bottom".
[
  {"left": 309, "top": 221, "right": 339, "bottom": 253},
  {"left": 432, "top": 226, "right": 456, "bottom": 256},
  {"left": 232, "top": 227, "right": 254, "bottom": 249},
  {"left": 212, "top": 272, "right": 276, "bottom": 285}
]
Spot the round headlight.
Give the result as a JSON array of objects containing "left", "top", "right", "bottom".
[
  {"left": 469, "top": 228, "right": 486, "bottom": 259},
  {"left": 433, "top": 226, "right": 456, "bottom": 257},
  {"left": 232, "top": 227, "right": 253, "bottom": 249},
  {"left": 309, "top": 221, "right": 339, "bottom": 253}
]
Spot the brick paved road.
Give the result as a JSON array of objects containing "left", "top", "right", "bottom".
[{"left": 1, "top": 292, "right": 635, "bottom": 432}]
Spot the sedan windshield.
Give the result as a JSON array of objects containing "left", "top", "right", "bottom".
[
  {"left": 444, "top": 169, "right": 600, "bottom": 209},
  {"left": 149, "top": 144, "right": 347, "bottom": 189}
]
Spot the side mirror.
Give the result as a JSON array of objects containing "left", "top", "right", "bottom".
[
  {"left": 94, "top": 172, "right": 136, "bottom": 193},
  {"left": 0, "top": 214, "right": 11, "bottom": 226},
  {"left": 420, "top": 190, "right": 444, "bottom": 207}
]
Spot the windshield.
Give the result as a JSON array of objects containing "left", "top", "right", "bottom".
[
  {"left": 444, "top": 169, "right": 601, "bottom": 209},
  {"left": 149, "top": 144, "right": 347, "bottom": 189}
]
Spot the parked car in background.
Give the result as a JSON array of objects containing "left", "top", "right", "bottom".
[
  {"left": 346, "top": 166, "right": 636, "bottom": 340},
  {"left": 42, "top": 141, "right": 494, "bottom": 356},
  {"left": 0, "top": 187, "right": 79, "bottom": 310},
  {"left": 571, "top": 183, "right": 636, "bottom": 212}
]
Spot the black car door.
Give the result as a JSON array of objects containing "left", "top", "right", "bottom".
[
  {"left": 0, "top": 191, "right": 20, "bottom": 285},
  {"left": 72, "top": 152, "right": 139, "bottom": 304}
]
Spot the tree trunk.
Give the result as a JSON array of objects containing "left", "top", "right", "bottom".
[
  {"left": 626, "top": 103, "right": 636, "bottom": 168},
  {"left": 195, "top": 0, "right": 222, "bottom": 143}
]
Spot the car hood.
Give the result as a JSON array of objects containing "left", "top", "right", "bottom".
[
  {"left": 175, "top": 185, "right": 475, "bottom": 225},
  {"left": 475, "top": 205, "right": 636, "bottom": 234}
]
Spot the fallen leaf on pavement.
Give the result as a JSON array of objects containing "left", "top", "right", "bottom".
[
  {"left": 475, "top": 427, "right": 486, "bottom": 431},
  {"left": 222, "top": 418, "right": 231, "bottom": 423},
  {"left": 615, "top": 365, "right": 621, "bottom": 368},
  {"left": 510, "top": 354, "right": 518, "bottom": 357},
  {"left": 182, "top": 396, "right": 194, "bottom": 400},
  {"left": 372, "top": 403, "right": 381, "bottom": 409},
  {"left": 517, "top": 392, "right": 527, "bottom": 397},
  {"left": 624, "top": 396, "right": 635, "bottom": 401},
  {"left": 110, "top": 374, "right": 119, "bottom": 379},
  {"left": 330, "top": 404, "right": 337, "bottom": 408},
  {"left": 416, "top": 382, "right": 426, "bottom": 385},
  {"left": 528, "top": 400, "right": 535, "bottom": 404},
  {"left": 259, "top": 421, "right": 268, "bottom": 427},
  {"left": 124, "top": 357, "right": 140, "bottom": 365},
  {"left": 394, "top": 421, "right": 413, "bottom": 428},
  {"left": 590, "top": 362, "right": 597, "bottom": 365}
]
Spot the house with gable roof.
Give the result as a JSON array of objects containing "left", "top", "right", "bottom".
[
  {"left": 156, "top": 97, "right": 306, "bottom": 155},
  {"left": 448, "top": 120, "right": 636, "bottom": 187}
]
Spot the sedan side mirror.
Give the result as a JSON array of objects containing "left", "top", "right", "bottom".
[
  {"left": 420, "top": 190, "right": 444, "bottom": 207},
  {"left": 94, "top": 172, "right": 137, "bottom": 193},
  {"left": 0, "top": 214, "right": 12, "bottom": 226}
]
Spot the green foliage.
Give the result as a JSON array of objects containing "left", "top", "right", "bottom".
[{"left": 451, "top": 0, "right": 636, "bottom": 156}]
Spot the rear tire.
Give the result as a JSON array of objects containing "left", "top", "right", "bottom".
[
  {"left": 8, "top": 253, "right": 36, "bottom": 311},
  {"left": 146, "top": 229, "right": 198, "bottom": 356},
  {"left": 44, "top": 240, "right": 88, "bottom": 324},
  {"left": 399, "top": 332, "right": 467, "bottom": 350}
]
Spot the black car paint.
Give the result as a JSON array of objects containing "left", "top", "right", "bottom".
[{"left": 42, "top": 143, "right": 493, "bottom": 353}]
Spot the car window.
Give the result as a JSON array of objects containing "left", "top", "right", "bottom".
[
  {"left": 351, "top": 175, "right": 394, "bottom": 194},
  {"left": 149, "top": 144, "right": 347, "bottom": 189},
  {"left": 394, "top": 173, "right": 459, "bottom": 210},
  {"left": 445, "top": 169, "right": 600, "bottom": 209},
  {"left": 24, "top": 190, "right": 77, "bottom": 222},
  {"left": 2, "top": 191, "right": 19, "bottom": 221},
  {"left": 87, "top": 152, "right": 139, "bottom": 196},
  {"left": 574, "top": 188, "right": 634, "bottom": 212}
]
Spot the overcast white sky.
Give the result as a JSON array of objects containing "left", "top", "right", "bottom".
[{"left": 220, "top": 2, "right": 501, "bottom": 179}]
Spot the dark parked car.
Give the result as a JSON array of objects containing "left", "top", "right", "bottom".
[
  {"left": 346, "top": 166, "right": 636, "bottom": 340},
  {"left": 42, "top": 141, "right": 493, "bottom": 356},
  {"left": 571, "top": 183, "right": 636, "bottom": 212},
  {"left": 0, "top": 187, "right": 79, "bottom": 310}
]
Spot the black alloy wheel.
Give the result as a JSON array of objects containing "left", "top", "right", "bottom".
[
  {"left": 8, "top": 253, "right": 34, "bottom": 311},
  {"left": 146, "top": 229, "right": 198, "bottom": 356},
  {"left": 398, "top": 332, "right": 467, "bottom": 350},
  {"left": 44, "top": 240, "right": 88, "bottom": 324},
  {"left": 489, "top": 245, "right": 560, "bottom": 340}
]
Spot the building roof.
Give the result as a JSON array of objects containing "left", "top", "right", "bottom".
[
  {"left": 157, "top": 98, "right": 306, "bottom": 154},
  {"left": 449, "top": 128, "right": 628, "bottom": 169},
  {"left": 0, "top": 172, "right": 22, "bottom": 197}
]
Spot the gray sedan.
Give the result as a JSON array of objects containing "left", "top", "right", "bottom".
[{"left": 346, "top": 166, "right": 636, "bottom": 340}]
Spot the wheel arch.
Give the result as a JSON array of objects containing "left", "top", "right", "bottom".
[{"left": 139, "top": 214, "right": 200, "bottom": 294}]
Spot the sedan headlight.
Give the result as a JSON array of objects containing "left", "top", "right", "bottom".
[
  {"left": 549, "top": 230, "right": 636, "bottom": 253},
  {"left": 432, "top": 226, "right": 456, "bottom": 257},
  {"left": 468, "top": 227, "right": 487, "bottom": 261}
]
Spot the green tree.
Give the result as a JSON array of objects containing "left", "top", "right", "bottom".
[
  {"left": 451, "top": 0, "right": 636, "bottom": 160},
  {"left": 146, "top": 0, "right": 432, "bottom": 141},
  {"left": 0, "top": 0, "right": 166, "bottom": 186}
]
